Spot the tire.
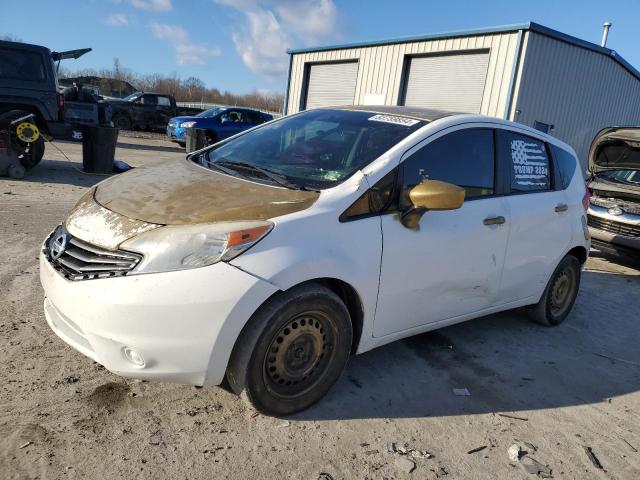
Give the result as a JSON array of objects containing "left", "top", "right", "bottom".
[
  {"left": 19, "top": 136, "right": 45, "bottom": 170},
  {"left": 227, "top": 283, "right": 353, "bottom": 416},
  {"left": 113, "top": 114, "right": 131, "bottom": 130},
  {"left": 527, "top": 255, "right": 581, "bottom": 326}
]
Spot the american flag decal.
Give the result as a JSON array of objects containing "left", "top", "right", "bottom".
[{"left": 510, "top": 139, "right": 549, "bottom": 187}]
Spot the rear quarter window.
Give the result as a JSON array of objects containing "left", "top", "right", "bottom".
[
  {"left": 550, "top": 145, "right": 577, "bottom": 190},
  {"left": 500, "top": 131, "right": 550, "bottom": 192},
  {"left": 0, "top": 47, "right": 47, "bottom": 82}
]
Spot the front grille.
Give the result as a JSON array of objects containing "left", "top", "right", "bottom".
[
  {"left": 45, "top": 226, "right": 142, "bottom": 281},
  {"left": 590, "top": 195, "right": 640, "bottom": 215},
  {"left": 587, "top": 215, "right": 640, "bottom": 238}
]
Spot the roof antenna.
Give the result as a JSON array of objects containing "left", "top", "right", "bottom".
[{"left": 601, "top": 21, "right": 612, "bottom": 47}]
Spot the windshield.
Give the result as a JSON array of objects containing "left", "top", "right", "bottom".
[
  {"left": 202, "top": 109, "right": 425, "bottom": 189},
  {"left": 599, "top": 169, "right": 640, "bottom": 185},
  {"left": 123, "top": 93, "right": 141, "bottom": 102},
  {"left": 197, "top": 107, "right": 224, "bottom": 118}
]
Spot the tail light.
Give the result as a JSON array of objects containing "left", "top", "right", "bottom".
[{"left": 582, "top": 185, "right": 591, "bottom": 211}]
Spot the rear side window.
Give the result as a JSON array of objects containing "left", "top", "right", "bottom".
[
  {"left": 0, "top": 47, "right": 47, "bottom": 82},
  {"left": 500, "top": 131, "right": 550, "bottom": 192},
  {"left": 550, "top": 145, "right": 577, "bottom": 190},
  {"left": 402, "top": 128, "right": 495, "bottom": 198},
  {"left": 245, "top": 111, "right": 264, "bottom": 124},
  {"left": 157, "top": 96, "right": 171, "bottom": 106}
]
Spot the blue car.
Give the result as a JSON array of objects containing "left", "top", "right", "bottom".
[{"left": 167, "top": 106, "right": 273, "bottom": 147}]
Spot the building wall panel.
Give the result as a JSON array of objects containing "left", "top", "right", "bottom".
[
  {"left": 514, "top": 32, "right": 640, "bottom": 167},
  {"left": 287, "top": 32, "right": 519, "bottom": 117}
]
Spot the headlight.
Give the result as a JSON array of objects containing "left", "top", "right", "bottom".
[
  {"left": 180, "top": 121, "right": 197, "bottom": 128},
  {"left": 120, "top": 221, "right": 272, "bottom": 274}
]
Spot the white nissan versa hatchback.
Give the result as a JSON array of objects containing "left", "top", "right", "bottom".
[{"left": 41, "top": 106, "right": 590, "bottom": 415}]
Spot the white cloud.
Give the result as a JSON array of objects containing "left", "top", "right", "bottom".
[
  {"left": 131, "top": 0, "right": 172, "bottom": 11},
  {"left": 105, "top": 14, "right": 129, "bottom": 27},
  {"left": 150, "top": 22, "right": 221, "bottom": 65},
  {"left": 214, "top": 0, "right": 342, "bottom": 79}
]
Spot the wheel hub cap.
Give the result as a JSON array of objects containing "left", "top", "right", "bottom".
[
  {"left": 264, "top": 314, "right": 331, "bottom": 396},
  {"left": 550, "top": 269, "right": 574, "bottom": 316}
]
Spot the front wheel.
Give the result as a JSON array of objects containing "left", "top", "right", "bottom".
[
  {"left": 227, "top": 283, "right": 353, "bottom": 416},
  {"left": 527, "top": 255, "right": 581, "bottom": 326},
  {"left": 113, "top": 114, "right": 131, "bottom": 130}
]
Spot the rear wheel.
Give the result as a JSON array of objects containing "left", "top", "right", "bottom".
[
  {"left": 227, "top": 283, "right": 352, "bottom": 416},
  {"left": 527, "top": 255, "right": 581, "bottom": 326},
  {"left": 19, "top": 136, "right": 45, "bottom": 170}
]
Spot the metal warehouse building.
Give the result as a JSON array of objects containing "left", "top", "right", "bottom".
[{"left": 284, "top": 22, "right": 640, "bottom": 168}]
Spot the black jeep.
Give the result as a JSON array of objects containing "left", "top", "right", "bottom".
[{"left": 0, "top": 40, "right": 110, "bottom": 175}]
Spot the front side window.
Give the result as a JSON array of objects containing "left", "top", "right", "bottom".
[
  {"left": 402, "top": 128, "right": 495, "bottom": 199},
  {"left": 203, "top": 109, "right": 425, "bottom": 190},
  {"left": 221, "top": 110, "right": 245, "bottom": 123},
  {"left": 501, "top": 132, "right": 550, "bottom": 192},
  {"left": 141, "top": 95, "right": 157, "bottom": 105}
]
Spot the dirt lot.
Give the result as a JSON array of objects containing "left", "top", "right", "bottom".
[{"left": 1, "top": 137, "right": 640, "bottom": 479}]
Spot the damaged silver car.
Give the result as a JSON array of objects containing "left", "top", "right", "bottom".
[{"left": 587, "top": 127, "right": 640, "bottom": 256}]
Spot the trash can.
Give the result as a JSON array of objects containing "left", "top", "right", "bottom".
[
  {"left": 185, "top": 128, "right": 207, "bottom": 153},
  {"left": 82, "top": 126, "right": 118, "bottom": 173}
]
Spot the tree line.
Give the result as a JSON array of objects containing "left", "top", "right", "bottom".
[{"left": 59, "top": 58, "right": 285, "bottom": 113}]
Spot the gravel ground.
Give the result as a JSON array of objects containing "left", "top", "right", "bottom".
[
  {"left": 118, "top": 129, "right": 173, "bottom": 141},
  {"left": 1, "top": 138, "right": 640, "bottom": 479}
]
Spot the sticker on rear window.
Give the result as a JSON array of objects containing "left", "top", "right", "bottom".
[
  {"left": 368, "top": 114, "right": 419, "bottom": 127},
  {"left": 510, "top": 139, "right": 549, "bottom": 188}
]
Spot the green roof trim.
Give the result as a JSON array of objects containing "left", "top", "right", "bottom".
[{"left": 286, "top": 22, "right": 640, "bottom": 81}]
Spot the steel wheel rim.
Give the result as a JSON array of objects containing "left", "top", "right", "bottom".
[
  {"left": 549, "top": 268, "right": 575, "bottom": 317},
  {"left": 263, "top": 311, "right": 334, "bottom": 398}
]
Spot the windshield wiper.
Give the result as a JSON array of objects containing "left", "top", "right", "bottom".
[{"left": 216, "top": 161, "right": 310, "bottom": 190}]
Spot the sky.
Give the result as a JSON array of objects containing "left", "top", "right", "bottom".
[{"left": 1, "top": 0, "right": 639, "bottom": 95}]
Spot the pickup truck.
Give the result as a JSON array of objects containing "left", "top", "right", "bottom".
[{"left": 106, "top": 92, "right": 202, "bottom": 131}]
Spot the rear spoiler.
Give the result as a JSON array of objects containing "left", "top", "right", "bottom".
[{"left": 51, "top": 48, "right": 92, "bottom": 61}]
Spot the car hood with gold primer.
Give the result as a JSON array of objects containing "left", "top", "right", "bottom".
[
  {"left": 94, "top": 159, "right": 319, "bottom": 225},
  {"left": 65, "top": 189, "right": 160, "bottom": 250},
  {"left": 64, "top": 159, "right": 320, "bottom": 249}
]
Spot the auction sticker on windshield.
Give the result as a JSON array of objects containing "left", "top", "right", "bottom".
[{"left": 368, "top": 114, "right": 420, "bottom": 127}]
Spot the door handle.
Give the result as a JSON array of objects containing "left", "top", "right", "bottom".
[
  {"left": 555, "top": 203, "right": 569, "bottom": 213},
  {"left": 483, "top": 216, "right": 506, "bottom": 226}
]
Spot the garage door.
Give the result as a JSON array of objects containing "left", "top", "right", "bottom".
[
  {"left": 402, "top": 52, "right": 490, "bottom": 113},
  {"left": 304, "top": 62, "right": 358, "bottom": 109}
]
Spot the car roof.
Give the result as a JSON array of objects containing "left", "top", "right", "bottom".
[
  {"left": 0, "top": 40, "right": 51, "bottom": 54},
  {"left": 331, "top": 105, "right": 458, "bottom": 122}
]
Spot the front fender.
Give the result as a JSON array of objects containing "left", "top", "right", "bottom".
[{"left": 230, "top": 212, "right": 383, "bottom": 349}]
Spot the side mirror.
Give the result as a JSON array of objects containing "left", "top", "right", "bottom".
[{"left": 400, "top": 180, "right": 465, "bottom": 228}]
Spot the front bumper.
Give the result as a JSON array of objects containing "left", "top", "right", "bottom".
[
  {"left": 40, "top": 252, "right": 279, "bottom": 385},
  {"left": 587, "top": 204, "right": 640, "bottom": 252}
]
